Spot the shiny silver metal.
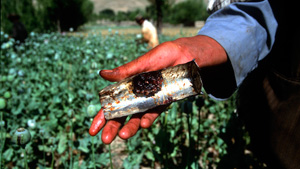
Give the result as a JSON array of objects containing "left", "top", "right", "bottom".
[{"left": 99, "top": 61, "right": 202, "bottom": 120}]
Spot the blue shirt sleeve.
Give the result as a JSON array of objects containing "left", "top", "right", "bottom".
[{"left": 198, "top": 0, "right": 277, "bottom": 99}]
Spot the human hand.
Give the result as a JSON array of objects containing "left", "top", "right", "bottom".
[{"left": 89, "top": 35, "right": 227, "bottom": 144}]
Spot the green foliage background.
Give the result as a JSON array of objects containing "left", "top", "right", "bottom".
[
  {"left": 1, "top": 0, "right": 94, "bottom": 33},
  {"left": 0, "top": 30, "right": 263, "bottom": 168},
  {"left": 1, "top": 0, "right": 38, "bottom": 33},
  {"left": 168, "top": 0, "right": 209, "bottom": 26},
  {"left": 94, "top": 0, "right": 209, "bottom": 26},
  {"left": 1, "top": 0, "right": 208, "bottom": 34}
]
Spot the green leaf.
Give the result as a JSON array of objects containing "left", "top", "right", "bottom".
[
  {"left": 3, "top": 148, "right": 13, "bottom": 161},
  {"left": 57, "top": 133, "right": 67, "bottom": 154},
  {"left": 217, "top": 138, "right": 224, "bottom": 146},
  {"left": 11, "top": 101, "right": 24, "bottom": 115},
  {"left": 78, "top": 138, "right": 89, "bottom": 153},
  {"left": 95, "top": 153, "right": 110, "bottom": 166},
  {"left": 145, "top": 151, "right": 155, "bottom": 161}
]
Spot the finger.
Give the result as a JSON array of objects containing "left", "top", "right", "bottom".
[
  {"left": 140, "top": 112, "right": 160, "bottom": 129},
  {"left": 101, "top": 117, "right": 126, "bottom": 144},
  {"left": 100, "top": 57, "right": 146, "bottom": 82},
  {"left": 100, "top": 42, "right": 183, "bottom": 82},
  {"left": 89, "top": 109, "right": 106, "bottom": 136},
  {"left": 140, "top": 104, "right": 170, "bottom": 128},
  {"left": 118, "top": 113, "right": 143, "bottom": 140}
]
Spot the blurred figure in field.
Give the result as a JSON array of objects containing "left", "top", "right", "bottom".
[
  {"left": 135, "top": 16, "right": 159, "bottom": 49},
  {"left": 8, "top": 14, "right": 28, "bottom": 44}
]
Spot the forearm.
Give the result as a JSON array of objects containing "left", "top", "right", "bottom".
[
  {"left": 172, "top": 35, "right": 228, "bottom": 68},
  {"left": 198, "top": 0, "right": 277, "bottom": 99}
]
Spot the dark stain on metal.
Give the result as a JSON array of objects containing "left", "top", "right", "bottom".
[
  {"left": 163, "top": 97, "right": 175, "bottom": 104},
  {"left": 132, "top": 70, "right": 163, "bottom": 97}
]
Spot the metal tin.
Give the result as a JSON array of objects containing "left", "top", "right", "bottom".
[{"left": 99, "top": 61, "right": 202, "bottom": 120}]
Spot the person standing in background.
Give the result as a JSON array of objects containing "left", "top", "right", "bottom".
[
  {"left": 135, "top": 16, "right": 159, "bottom": 49},
  {"left": 7, "top": 14, "right": 28, "bottom": 44}
]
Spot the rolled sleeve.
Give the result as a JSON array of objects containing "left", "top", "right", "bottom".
[{"left": 198, "top": 0, "right": 277, "bottom": 98}]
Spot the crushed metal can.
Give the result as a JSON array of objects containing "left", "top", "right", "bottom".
[{"left": 99, "top": 61, "right": 202, "bottom": 120}]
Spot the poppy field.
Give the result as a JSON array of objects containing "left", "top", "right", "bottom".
[{"left": 0, "top": 30, "right": 258, "bottom": 169}]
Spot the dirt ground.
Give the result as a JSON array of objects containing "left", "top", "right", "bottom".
[
  {"left": 102, "top": 27, "right": 201, "bottom": 36},
  {"left": 76, "top": 25, "right": 202, "bottom": 37}
]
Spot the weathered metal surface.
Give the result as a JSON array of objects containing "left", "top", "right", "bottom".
[{"left": 99, "top": 61, "right": 202, "bottom": 120}]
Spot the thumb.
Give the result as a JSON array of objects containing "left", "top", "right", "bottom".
[
  {"left": 99, "top": 57, "right": 146, "bottom": 82},
  {"left": 99, "top": 41, "right": 185, "bottom": 82}
]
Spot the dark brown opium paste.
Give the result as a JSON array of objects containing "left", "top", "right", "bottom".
[{"left": 132, "top": 71, "right": 163, "bottom": 97}]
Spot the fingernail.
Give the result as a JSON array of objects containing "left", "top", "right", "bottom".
[
  {"left": 102, "top": 69, "right": 113, "bottom": 73},
  {"left": 99, "top": 69, "right": 108, "bottom": 75},
  {"left": 99, "top": 69, "right": 114, "bottom": 76}
]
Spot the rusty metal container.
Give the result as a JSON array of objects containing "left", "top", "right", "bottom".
[{"left": 99, "top": 61, "right": 202, "bottom": 120}]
